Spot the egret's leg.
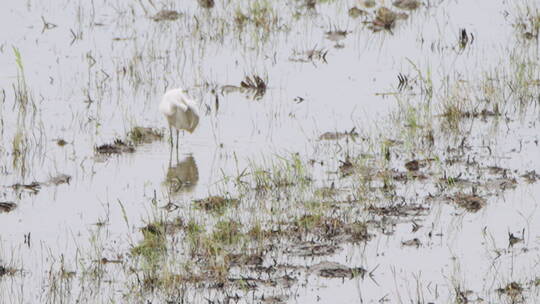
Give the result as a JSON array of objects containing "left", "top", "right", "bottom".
[
  {"left": 168, "top": 148, "right": 173, "bottom": 168},
  {"left": 169, "top": 126, "right": 173, "bottom": 147},
  {"left": 176, "top": 129, "right": 179, "bottom": 150},
  {"left": 168, "top": 126, "right": 173, "bottom": 166},
  {"left": 175, "top": 129, "right": 180, "bottom": 162}
]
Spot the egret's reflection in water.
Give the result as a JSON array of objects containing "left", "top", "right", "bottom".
[{"left": 165, "top": 155, "right": 199, "bottom": 195}]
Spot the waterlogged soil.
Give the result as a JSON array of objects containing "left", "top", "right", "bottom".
[{"left": 1, "top": 0, "right": 540, "bottom": 303}]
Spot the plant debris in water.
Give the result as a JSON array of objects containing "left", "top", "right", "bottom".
[
  {"left": 496, "top": 282, "right": 524, "bottom": 300},
  {"left": 47, "top": 174, "right": 71, "bottom": 186},
  {"left": 151, "top": 10, "right": 181, "bottom": 22},
  {"left": 288, "top": 241, "right": 341, "bottom": 257},
  {"left": 95, "top": 139, "right": 135, "bottom": 154},
  {"left": 11, "top": 182, "right": 41, "bottom": 194},
  {"left": 359, "top": 0, "right": 377, "bottom": 9},
  {"left": 522, "top": 170, "right": 540, "bottom": 183},
  {"left": 0, "top": 202, "right": 17, "bottom": 213},
  {"left": 401, "top": 238, "right": 422, "bottom": 247},
  {"left": 8, "top": 174, "right": 70, "bottom": 195},
  {"left": 325, "top": 29, "right": 349, "bottom": 42},
  {"left": 319, "top": 127, "right": 358, "bottom": 140},
  {"left": 240, "top": 75, "right": 267, "bottom": 100},
  {"left": 368, "top": 7, "right": 409, "bottom": 32},
  {"left": 289, "top": 46, "right": 328, "bottom": 64},
  {"left": 508, "top": 231, "right": 524, "bottom": 247},
  {"left": 221, "top": 75, "right": 267, "bottom": 100},
  {"left": 197, "top": 0, "right": 215, "bottom": 9},
  {"left": 56, "top": 138, "right": 67, "bottom": 146},
  {"left": 392, "top": 0, "right": 422, "bottom": 10},
  {"left": 0, "top": 265, "right": 16, "bottom": 277},
  {"left": 348, "top": 7, "right": 368, "bottom": 19}
]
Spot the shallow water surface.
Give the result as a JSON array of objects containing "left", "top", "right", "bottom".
[{"left": 0, "top": 0, "right": 539, "bottom": 303}]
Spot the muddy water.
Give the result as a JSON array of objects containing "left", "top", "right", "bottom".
[{"left": 1, "top": 0, "right": 539, "bottom": 303}]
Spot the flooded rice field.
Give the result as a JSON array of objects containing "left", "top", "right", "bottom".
[{"left": 1, "top": 0, "right": 540, "bottom": 303}]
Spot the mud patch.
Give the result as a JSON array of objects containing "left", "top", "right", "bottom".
[
  {"left": 227, "top": 253, "right": 263, "bottom": 267},
  {"left": 404, "top": 159, "right": 433, "bottom": 171},
  {"left": 367, "top": 203, "right": 429, "bottom": 217},
  {"left": 309, "top": 261, "right": 366, "bottom": 279},
  {"left": 288, "top": 241, "right": 341, "bottom": 257},
  {"left": 260, "top": 295, "right": 288, "bottom": 304},
  {"left": 449, "top": 194, "right": 486, "bottom": 212}
]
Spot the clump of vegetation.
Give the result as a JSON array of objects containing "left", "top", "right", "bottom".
[
  {"left": 370, "top": 7, "right": 400, "bottom": 31},
  {"left": 131, "top": 222, "right": 167, "bottom": 261},
  {"left": 314, "top": 184, "right": 338, "bottom": 198},
  {"left": 496, "top": 282, "right": 524, "bottom": 301},
  {"left": 513, "top": 3, "right": 540, "bottom": 40},
  {"left": 181, "top": 219, "right": 246, "bottom": 283},
  {"left": 250, "top": 154, "right": 311, "bottom": 191},
  {"left": 249, "top": 1, "right": 277, "bottom": 30},
  {"left": 128, "top": 126, "right": 163, "bottom": 144},
  {"left": 194, "top": 196, "right": 239, "bottom": 214},
  {"left": 12, "top": 47, "right": 32, "bottom": 108},
  {"left": 210, "top": 220, "right": 243, "bottom": 247},
  {"left": 233, "top": 8, "right": 249, "bottom": 28},
  {"left": 346, "top": 222, "right": 371, "bottom": 242},
  {"left": 232, "top": 0, "right": 280, "bottom": 34}
]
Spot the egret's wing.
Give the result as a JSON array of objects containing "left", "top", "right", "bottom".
[{"left": 169, "top": 96, "right": 188, "bottom": 112}]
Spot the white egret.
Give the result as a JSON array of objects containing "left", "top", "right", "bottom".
[{"left": 159, "top": 88, "right": 200, "bottom": 150}]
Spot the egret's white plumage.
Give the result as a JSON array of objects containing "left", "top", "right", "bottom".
[
  {"left": 160, "top": 88, "right": 200, "bottom": 133},
  {"left": 159, "top": 88, "right": 200, "bottom": 150}
]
